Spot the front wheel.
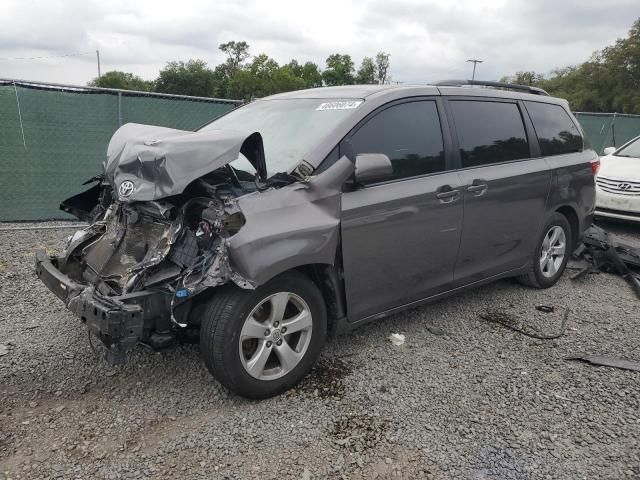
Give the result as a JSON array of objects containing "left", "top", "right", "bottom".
[
  {"left": 199, "top": 271, "right": 327, "bottom": 399},
  {"left": 517, "top": 212, "right": 572, "bottom": 289}
]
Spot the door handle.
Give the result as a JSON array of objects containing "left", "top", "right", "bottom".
[
  {"left": 467, "top": 180, "right": 488, "bottom": 195},
  {"left": 436, "top": 185, "right": 460, "bottom": 203}
]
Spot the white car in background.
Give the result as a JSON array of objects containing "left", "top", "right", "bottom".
[{"left": 595, "top": 134, "right": 640, "bottom": 222}]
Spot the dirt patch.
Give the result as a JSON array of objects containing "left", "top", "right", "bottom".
[{"left": 291, "top": 357, "right": 352, "bottom": 399}]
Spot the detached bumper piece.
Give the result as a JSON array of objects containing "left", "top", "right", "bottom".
[
  {"left": 569, "top": 225, "right": 640, "bottom": 298},
  {"left": 68, "top": 289, "right": 143, "bottom": 364},
  {"left": 35, "top": 251, "right": 169, "bottom": 364}
]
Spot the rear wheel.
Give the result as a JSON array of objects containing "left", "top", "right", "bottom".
[
  {"left": 517, "top": 212, "right": 571, "bottom": 289},
  {"left": 199, "top": 271, "right": 326, "bottom": 399}
]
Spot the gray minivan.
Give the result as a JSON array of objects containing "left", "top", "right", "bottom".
[{"left": 36, "top": 81, "right": 597, "bottom": 398}]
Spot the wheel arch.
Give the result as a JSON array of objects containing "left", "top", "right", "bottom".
[
  {"left": 188, "top": 261, "right": 347, "bottom": 332},
  {"left": 555, "top": 205, "right": 580, "bottom": 248},
  {"left": 292, "top": 263, "right": 347, "bottom": 335}
]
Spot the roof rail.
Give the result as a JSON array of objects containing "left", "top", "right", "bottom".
[{"left": 433, "top": 79, "right": 549, "bottom": 96}]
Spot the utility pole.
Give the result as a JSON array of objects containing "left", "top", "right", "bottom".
[
  {"left": 466, "top": 59, "right": 483, "bottom": 81},
  {"left": 96, "top": 50, "right": 101, "bottom": 78}
]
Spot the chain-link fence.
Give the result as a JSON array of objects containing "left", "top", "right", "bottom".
[
  {"left": 0, "top": 79, "right": 240, "bottom": 221},
  {"left": 575, "top": 112, "right": 640, "bottom": 155}
]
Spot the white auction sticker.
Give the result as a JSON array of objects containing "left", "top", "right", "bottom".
[{"left": 316, "top": 100, "right": 363, "bottom": 111}]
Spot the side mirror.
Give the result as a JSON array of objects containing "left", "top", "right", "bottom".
[
  {"left": 602, "top": 147, "right": 616, "bottom": 156},
  {"left": 354, "top": 153, "right": 393, "bottom": 184}
]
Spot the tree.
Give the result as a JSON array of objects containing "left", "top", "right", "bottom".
[
  {"left": 285, "top": 60, "right": 323, "bottom": 88},
  {"left": 501, "top": 18, "right": 640, "bottom": 113},
  {"left": 375, "top": 52, "right": 391, "bottom": 84},
  {"left": 300, "top": 62, "right": 323, "bottom": 88},
  {"left": 273, "top": 67, "right": 307, "bottom": 94},
  {"left": 322, "top": 54, "right": 355, "bottom": 86},
  {"left": 154, "top": 60, "right": 218, "bottom": 97},
  {"left": 598, "top": 19, "right": 640, "bottom": 112},
  {"left": 88, "top": 71, "right": 152, "bottom": 91},
  {"left": 219, "top": 41, "right": 250, "bottom": 77},
  {"left": 210, "top": 64, "right": 232, "bottom": 98},
  {"left": 228, "top": 54, "right": 305, "bottom": 100},
  {"left": 356, "top": 57, "right": 376, "bottom": 84},
  {"left": 499, "top": 71, "right": 545, "bottom": 86}
]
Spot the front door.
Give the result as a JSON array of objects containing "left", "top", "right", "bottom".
[{"left": 340, "top": 99, "right": 464, "bottom": 321}]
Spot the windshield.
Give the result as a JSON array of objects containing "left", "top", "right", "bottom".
[
  {"left": 615, "top": 136, "right": 640, "bottom": 158},
  {"left": 200, "top": 98, "right": 362, "bottom": 176}
]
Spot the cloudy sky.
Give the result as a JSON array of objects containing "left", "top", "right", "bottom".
[{"left": 0, "top": 0, "right": 637, "bottom": 86}]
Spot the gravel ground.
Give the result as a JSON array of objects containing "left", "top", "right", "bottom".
[{"left": 1, "top": 220, "right": 639, "bottom": 480}]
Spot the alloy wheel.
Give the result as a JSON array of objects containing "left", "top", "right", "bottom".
[
  {"left": 238, "top": 292, "right": 313, "bottom": 380},
  {"left": 539, "top": 225, "right": 566, "bottom": 278}
]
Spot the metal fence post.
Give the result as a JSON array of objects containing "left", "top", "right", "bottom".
[
  {"left": 12, "top": 81, "right": 27, "bottom": 149},
  {"left": 118, "top": 91, "right": 123, "bottom": 126}
]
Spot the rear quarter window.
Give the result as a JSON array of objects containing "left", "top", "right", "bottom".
[{"left": 524, "top": 101, "right": 583, "bottom": 156}]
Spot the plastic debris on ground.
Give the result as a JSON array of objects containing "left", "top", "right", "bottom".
[
  {"left": 388, "top": 333, "right": 406, "bottom": 346},
  {"left": 566, "top": 354, "right": 640, "bottom": 372},
  {"left": 569, "top": 224, "right": 640, "bottom": 298},
  {"left": 535, "top": 304, "right": 555, "bottom": 313}
]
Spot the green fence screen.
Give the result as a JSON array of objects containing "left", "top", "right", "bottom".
[
  {"left": 0, "top": 80, "right": 239, "bottom": 221},
  {"left": 575, "top": 112, "right": 640, "bottom": 155}
]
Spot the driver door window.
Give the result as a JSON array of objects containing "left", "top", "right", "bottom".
[{"left": 349, "top": 100, "right": 445, "bottom": 183}]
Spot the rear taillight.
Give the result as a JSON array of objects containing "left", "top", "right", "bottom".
[{"left": 591, "top": 158, "right": 600, "bottom": 175}]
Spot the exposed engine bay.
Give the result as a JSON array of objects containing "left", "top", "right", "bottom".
[{"left": 64, "top": 170, "right": 259, "bottom": 299}]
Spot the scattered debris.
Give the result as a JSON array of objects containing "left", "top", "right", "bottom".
[
  {"left": 566, "top": 354, "right": 640, "bottom": 372},
  {"left": 425, "top": 322, "right": 446, "bottom": 336},
  {"left": 570, "top": 225, "right": 640, "bottom": 298},
  {"left": 0, "top": 344, "right": 9, "bottom": 357},
  {"left": 479, "top": 307, "right": 569, "bottom": 340},
  {"left": 388, "top": 333, "right": 406, "bottom": 346},
  {"left": 535, "top": 304, "right": 555, "bottom": 313}
]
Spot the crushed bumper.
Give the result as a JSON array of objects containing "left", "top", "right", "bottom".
[{"left": 35, "top": 251, "right": 171, "bottom": 362}]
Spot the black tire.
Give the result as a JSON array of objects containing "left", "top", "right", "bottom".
[
  {"left": 199, "top": 271, "right": 327, "bottom": 399},
  {"left": 517, "top": 212, "right": 572, "bottom": 289}
]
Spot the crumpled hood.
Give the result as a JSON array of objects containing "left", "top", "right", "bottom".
[{"left": 104, "top": 123, "right": 263, "bottom": 202}]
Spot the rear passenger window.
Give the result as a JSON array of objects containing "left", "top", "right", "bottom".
[
  {"left": 349, "top": 100, "right": 445, "bottom": 182},
  {"left": 449, "top": 100, "right": 529, "bottom": 168},
  {"left": 525, "top": 101, "right": 583, "bottom": 156}
]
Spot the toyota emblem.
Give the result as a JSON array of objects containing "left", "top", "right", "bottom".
[
  {"left": 118, "top": 180, "right": 135, "bottom": 197},
  {"left": 618, "top": 183, "right": 633, "bottom": 190}
]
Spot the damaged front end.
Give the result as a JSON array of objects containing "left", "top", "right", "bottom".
[{"left": 35, "top": 124, "right": 282, "bottom": 363}]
